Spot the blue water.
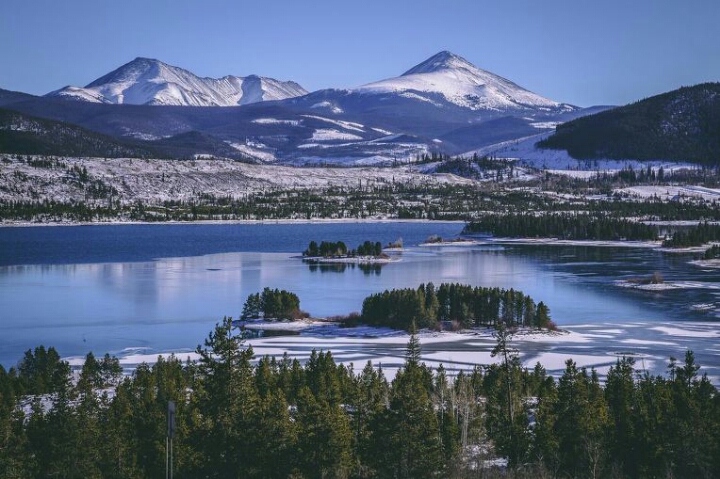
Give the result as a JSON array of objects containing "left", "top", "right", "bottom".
[{"left": 0, "top": 222, "right": 463, "bottom": 266}]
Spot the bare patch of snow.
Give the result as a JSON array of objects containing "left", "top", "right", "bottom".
[
  {"left": 310, "top": 129, "right": 364, "bottom": 142},
  {"left": 251, "top": 118, "right": 301, "bottom": 126}
]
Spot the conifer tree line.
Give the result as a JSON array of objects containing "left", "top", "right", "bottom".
[
  {"left": 463, "top": 214, "right": 659, "bottom": 241},
  {"left": 702, "top": 244, "right": 720, "bottom": 259},
  {"left": 661, "top": 221, "right": 720, "bottom": 247},
  {"left": 241, "top": 288, "right": 302, "bottom": 320},
  {"left": 0, "top": 318, "right": 719, "bottom": 478},
  {"left": 463, "top": 214, "right": 720, "bottom": 249},
  {"left": 361, "top": 283, "right": 551, "bottom": 331}
]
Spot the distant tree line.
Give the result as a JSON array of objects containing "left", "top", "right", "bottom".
[
  {"left": 464, "top": 214, "right": 720, "bottom": 249},
  {"left": 361, "top": 282, "right": 551, "bottom": 331},
  {"left": 662, "top": 222, "right": 720, "bottom": 247},
  {"left": 703, "top": 245, "right": 720, "bottom": 259},
  {"left": 241, "top": 288, "right": 302, "bottom": 320},
  {"left": 463, "top": 214, "right": 659, "bottom": 241}
]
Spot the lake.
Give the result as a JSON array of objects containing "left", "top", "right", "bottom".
[{"left": 1, "top": 222, "right": 719, "bottom": 381}]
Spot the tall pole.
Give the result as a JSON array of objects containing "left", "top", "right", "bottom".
[{"left": 167, "top": 401, "right": 176, "bottom": 479}]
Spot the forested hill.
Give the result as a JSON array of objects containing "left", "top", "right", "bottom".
[
  {"left": 538, "top": 83, "right": 720, "bottom": 166},
  {"left": 0, "top": 108, "right": 157, "bottom": 158}
]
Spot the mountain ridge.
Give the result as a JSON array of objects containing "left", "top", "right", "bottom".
[
  {"left": 0, "top": 51, "right": 608, "bottom": 164},
  {"left": 46, "top": 57, "right": 308, "bottom": 107}
]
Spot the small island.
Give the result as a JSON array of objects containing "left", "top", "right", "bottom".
[
  {"left": 302, "top": 240, "right": 394, "bottom": 264},
  {"left": 616, "top": 272, "right": 668, "bottom": 290},
  {"left": 383, "top": 237, "right": 404, "bottom": 250},
  {"left": 689, "top": 244, "right": 720, "bottom": 268},
  {"left": 702, "top": 245, "right": 720, "bottom": 260},
  {"left": 419, "top": 234, "right": 482, "bottom": 246}
]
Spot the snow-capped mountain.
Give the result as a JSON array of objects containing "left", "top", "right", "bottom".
[
  {"left": 353, "top": 51, "right": 568, "bottom": 112},
  {"left": 0, "top": 51, "right": 606, "bottom": 165},
  {"left": 46, "top": 57, "right": 308, "bottom": 107},
  {"left": 288, "top": 51, "right": 577, "bottom": 136}
]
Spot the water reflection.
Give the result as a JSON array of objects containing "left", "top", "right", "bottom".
[{"left": 307, "top": 261, "right": 384, "bottom": 275}]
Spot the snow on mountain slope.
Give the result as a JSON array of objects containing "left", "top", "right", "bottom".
[
  {"left": 468, "top": 133, "right": 686, "bottom": 172},
  {"left": 355, "top": 51, "right": 571, "bottom": 112},
  {"left": 46, "top": 57, "right": 308, "bottom": 107}
]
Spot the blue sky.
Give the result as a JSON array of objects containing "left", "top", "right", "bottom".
[{"left": 1, "top": 0, "right": 718, "bottom": 107}]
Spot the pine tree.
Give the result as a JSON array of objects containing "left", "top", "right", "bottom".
[
  {"left": 192, "top": 317, "right": 258, "bottom": 477},
  {"left": 535, "top": 301, "right": 551, "bottom": 329},
  {"left": 605, "top": 357, "right": 637, "bottom": 476},
  {"left": 378, "top": 332, "right": 444, "bottom": 478},
  {"left": 295, "top": 386, "right": 353, "bottom": 478}
]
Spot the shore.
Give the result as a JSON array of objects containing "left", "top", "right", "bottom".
[
  {"left": 418, "top": 239, "right": 485, "bottom": 247},
  {"left": 61, "top": 320, "right": 720, "bottom": 385},
  {"left": 468, "top": 236, "right": 662, "bottom": 248},
  {"left": 0, "top": 217, "right": 466, "bottom": 228}
]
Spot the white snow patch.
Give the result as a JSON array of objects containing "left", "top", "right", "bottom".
[
  {"left": 251, "top": 118, "right": 301, "bottom": 126},
  {"left": 310, "top": 101, "right": 344, "bottom": 114},
  {"left": 301, "top": 115, "right": 365, "bottom": 132},
  {"left": 527, "top": 352, "right": 617, "bottom": 370},
  {"left": 650, "top": 326, "right": 720, "bottom": 338},
  {"left": 310, "top": 129, "right": 364, "bottom": 142}
]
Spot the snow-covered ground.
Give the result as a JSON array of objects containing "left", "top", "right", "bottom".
[
  {"left": 0, "top": 155, "right": 475, "bottom": 206},
  {"left": 477, "top": 237, "right": 661, "bottom": 249},
  {"left": 301, "top": 115, "right": 365, "bottom": 133},
  {"left": 616, "top": 185, "right": 720, "bottom": 201},
  {"left": 468, "top": 133, "right": 693, "bottom": 172},
  {"left": 690, "top": 259, "right": 720, "bottom": 269},
  {"left": 418, "top": 239, "right": 485, "bottom": 247},
  {"left": 309, "top": 129, "right": 364, "bottom": 142},
  {"left": 62, "top": 320, "right": 720, "bottom": 384},
  {"left": 616, "top": 280, "right": 720, "bottom": 291}
]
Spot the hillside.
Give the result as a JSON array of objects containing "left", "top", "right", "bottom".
[
  {"left": 0, "top": 108, "right": 157, "bottom": 158},
  {"left": 538, "top": 83, "right": 720, "bottom": 165}
]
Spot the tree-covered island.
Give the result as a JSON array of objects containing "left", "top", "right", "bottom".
[
  {"left": 302, "top": 240, "right": 388, "bottom": 262},
  {"left": 239, "top": 283, "right": 554, "bottom": 333}
]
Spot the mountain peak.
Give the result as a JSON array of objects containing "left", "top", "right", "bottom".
[
  {"left": 356, "top": 50, "right": 569, "bottom": 112},
  {"left": 402, "top": 51, "right": 476, "bottom": 76}
]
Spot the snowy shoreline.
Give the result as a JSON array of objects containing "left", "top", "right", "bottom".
[
  {"left": 0, "top": 218, "right": 466, "bottom": 229},
  {"left": 418, "top": 239, "right": 485, "bottom": 247},
  {"left": 473, "top": 237, "right": 661, "bottom": 248},
  {"left": 59, "top": 318, "right": 720, "bottom": 385}
]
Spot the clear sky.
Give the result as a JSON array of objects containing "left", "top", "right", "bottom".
[{"left": 1, "top": 0, "right": 718, "bottom": 107}]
